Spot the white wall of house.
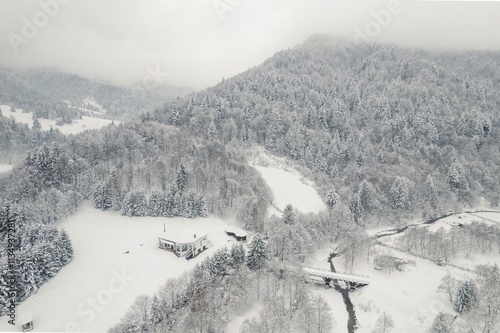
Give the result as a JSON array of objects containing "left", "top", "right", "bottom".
[{"left": 158, "top": 234, "right": 208, "bottom": 257}]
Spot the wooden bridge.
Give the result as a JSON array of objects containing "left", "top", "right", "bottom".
[{"left": 303, "top": 266, "right": 370, "bottom": 286}]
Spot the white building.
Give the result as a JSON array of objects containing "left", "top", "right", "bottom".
[{"left": 158, "top": 229, "right": 209, "bottom": 259}]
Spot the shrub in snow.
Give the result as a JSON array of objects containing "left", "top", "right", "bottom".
[
  {"left": 373, "top": 254, "right": 404, "bottom": 273},
  {"left": 373, "top": 311, "right": 394, "bottom": 333},
  {"left": 430, "top": 311, "right": 455, "bottom": 333}
]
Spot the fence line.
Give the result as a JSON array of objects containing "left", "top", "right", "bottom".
[{"left": 375, "top": 241, "right": 477, "bottom": 274}]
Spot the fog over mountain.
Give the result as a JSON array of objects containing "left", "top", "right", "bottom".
[{"left": 0, "top": 0, "right": 499, "bottom": 89}]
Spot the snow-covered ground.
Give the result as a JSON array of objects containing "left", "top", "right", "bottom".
[
  {"left": 306, "top": 243, "right": 475, "bottom": 333},
  {"left": 343, "top": 211, "right": 500, "bottom": 332},
  {"left": 0, "top": 164, "right": 13, "bottom": 173},
  {"left": 423, "top": 212, "right": 499, "bottom": 232},
  {"left": 225, "top": 303, "right": 262, "bottom": 333},
  {"left": 473, "top": 211, "right": 500, "bottom": 223},
  {"left": 0, "top": 202, "right": 242, "bottom": 332},
  {"left": 250, "top": 149, "right": 326, "bottom": 215},
  {"left": 304, "top": 248, "right": 349, "bottom": 332},
  {"left": 0, "top": 105, "right": 118, "bottom": 135},
  {"left": 348, "top": 248, "right": 471, "bottom": 333},
  {"left": 377, "top": 212, "right": 500, "bottom": 248}
]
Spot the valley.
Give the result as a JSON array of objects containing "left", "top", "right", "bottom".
[{"left": 0, "top": 10, "right": 499, "bottom": 331}]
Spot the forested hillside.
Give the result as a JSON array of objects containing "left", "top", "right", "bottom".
[
  {"left": 153, "top": 35, "right": 500, "bottom": 224},
  {"left": 0, "top": 119, "right": 271, "bottom": 315},
  {"left": 0, "top": 68, "right": 192, "bottom": 122},
  {"left": 2, "top": 35, "right": 500, "bottom": 331}
]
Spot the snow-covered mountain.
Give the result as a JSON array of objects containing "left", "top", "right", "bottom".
[{"left": 2, "top": 36, "right": 500, "bottom": 333}]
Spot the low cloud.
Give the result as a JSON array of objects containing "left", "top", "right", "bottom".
[{"left": 0, "top": 0, "right": 498, "bottom": 89}]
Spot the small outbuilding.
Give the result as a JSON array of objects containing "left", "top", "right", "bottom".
[
  {"left": 225, "top": 226, "right": 247, "bottom": 242},
  {"left": 158, "top": 230, "right": 209, "bottom": 259},
  {"left": 21, "top": 312, "right": 33, "bottom": 332}
]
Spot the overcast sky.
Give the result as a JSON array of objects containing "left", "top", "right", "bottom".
[{"left": 0, "top": 0, "right": 499, "bottom": 90}]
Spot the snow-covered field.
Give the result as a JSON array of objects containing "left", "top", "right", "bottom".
[
  {"left": 474, "top": 211, "right": 500, "bottom": 223},
  {"left": 0, "top": 164, "right": 13, "bottom": 173},
  {"left": 250, "top": 149, "right": 326, "bottom": 215},
  {"left": 347, "top": 248, "right": 470, "bottom": 333},
  {"left": 344, "top": 211, "right": 500, "bottom": 332},
  {"left": 0, "top": 105, "right": 118, "bottom": 135},
  {"left": 225, "top": 303, "right": 262, "bottom": 333},
  {"left": 305, "top": 243, "right": 475, "bottom": 333},
  {"left": 0, "top": 203, "right": 242, "bottom": 332}
]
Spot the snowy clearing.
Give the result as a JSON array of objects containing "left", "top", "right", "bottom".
[
  {"left": 0, "top": 164, "right": 13, "bottom": 173},
  {"left": 472, "top": 211, "right": 500, "bottom": 224},
  {"left": 423, "top": 212, "right": 498, "bottom": 233},
  {"left": 0, "top": 105, "right": 118, "bottom": 135},
  {"left": 250, "top": 150, "right": 326, "bottom": 215},
  {"left": 0, "top": 202, "right": 242, "bottom": 332},
  {"left": 225, "top": 303, "right": 262, "bottom": 333},
  {"left": 347, "top": 211, "right": 500, "bottom": 332}
]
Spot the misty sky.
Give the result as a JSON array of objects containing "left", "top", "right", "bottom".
[{"left": 0, "top": 0, "right": 499, "bottom": 90}]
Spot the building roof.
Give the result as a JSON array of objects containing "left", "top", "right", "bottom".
[
  {"left": 225, "top": 226, "right": 248, "bottom": 237},
  {"left": 158, "top": 229, "right": 208, "bottom": 244}
]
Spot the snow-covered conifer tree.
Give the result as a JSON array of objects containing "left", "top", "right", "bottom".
[
  {"left": 121, "top": 192, "right": 135, "bottom": 216},
  {"left": 282, "top": 204, "right": 295, "bottom": 225},
  {"left": 182, "top": 192, "right": 196, "bottom": 218},
  {"left": 57, "top": 229, "right": 73, "bottom": 265},
  {"left": 206, "top": 247, "right": 229, "bottom": 276},
  {"left": 197, "top": 195, "right": 208, "bottom": 218},
  {"left": 163, "top": 188, "right": 176, "bottom": 217},
  {"left": 246, "top": 233, "right": 269, "bottom": 271},
  {"left": 176, "top": 164, "right": 187, "bottom": 195},
  {"left": 148, "top": 191, "right": 163, "bottom": 217},
  {"left": 149, "top": 294, "right": 163, "bottom": 324},
  {"left": 135, "top": 191, "right": 148, "bottom": 217},
  {"left": 424, "top": 174, "right": 438, "bottom": 210},
  {"left": 326, "top": 188, "right": 339, "bottom": 209},
  {"left": 454, "top": 280, "right": 477, "bottom": 313},
  {"left": 93, "top": 183, "right": 106, "bottom": 210},
  {"left": 16, "top": 253, "right": 39, "bottom": 302},
  {"left": 93, "top": 183, "right": 103, "bottom": 209},
  {"left": 229, "top": 243, "right": 246, "bottom": 268},
  {"left": 390, "top": 176, "right": 410, "bottom": 210}
]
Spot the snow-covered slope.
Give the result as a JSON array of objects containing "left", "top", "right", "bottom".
[
  {"left": 0, "top": 164, "right": 13, "bottom": 173},
  {"left": 250, "top": 149, "right": 326, "bottom": 215},
  {"left": 0, "top": 105, "right": 118, "bottom": 135},
  {"left": 0, "top": 203, "right": 241, "bottom": 332}
]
